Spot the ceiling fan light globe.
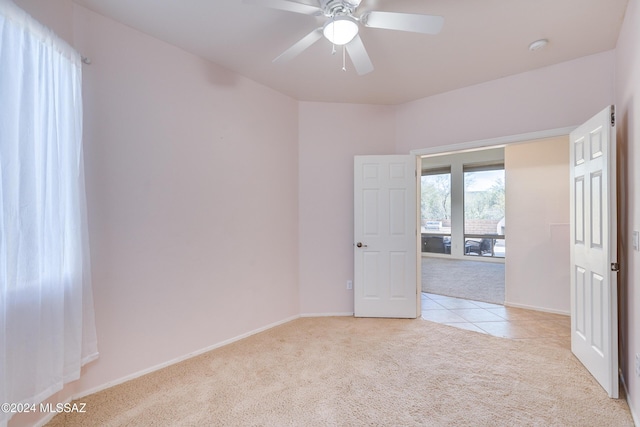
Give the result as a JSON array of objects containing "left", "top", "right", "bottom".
[{"left": 323, "top": 16, "right": 359, "bottom": 45}]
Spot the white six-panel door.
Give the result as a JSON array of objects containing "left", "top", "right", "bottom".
[
  {"left": 354, "top": 155, "right": 418, "bottom": 318},
  {"left": 569, "top": 105, "right": 618, "bottom": 398}
]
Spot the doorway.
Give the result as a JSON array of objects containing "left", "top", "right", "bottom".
[
  {"left": 409, "top": 113, "right": 618, "bottom": 398},
  {"left": 413, "top": 129, "right": 575, "bottom": 315},
  {"left": 419, "top": 147, "right": 506, "bottom": 305}
]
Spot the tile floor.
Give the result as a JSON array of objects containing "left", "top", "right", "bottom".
[{"left": 421, "top": 292, "right": 571, "bottom": 348}]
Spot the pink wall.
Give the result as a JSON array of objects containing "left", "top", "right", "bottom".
[
  {"left": 395, "top": 51, "right": 615, "bottom": 152},
  {"left": 298, "top": 102, "right": 395, "bottom": 315},
  {"left": 615, "top": 0, "right": 640, "bottom": 421},
  {"left": 74, "top": 4, "right": 300, "bottom": 389},
  {"left": 10, "top": 3, "right": 300, "bottom": 425}
]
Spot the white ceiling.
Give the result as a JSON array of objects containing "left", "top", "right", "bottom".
[{"left": 72, "top": 0, "right": 629, "bottom": 105}]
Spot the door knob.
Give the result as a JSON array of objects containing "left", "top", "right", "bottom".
[{"left": 356, "top": 242, "right": 368, "bottom": 248}]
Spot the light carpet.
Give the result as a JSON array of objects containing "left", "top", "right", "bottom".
[
  {"left": 422, "top": 257, "right": 505, "bottom": 304},
  {"left": 47, "top": 317, "right": 633, "bottom": 426}
]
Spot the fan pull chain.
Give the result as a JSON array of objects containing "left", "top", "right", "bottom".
[
  {"left": 331, "top": 20, "right": 337, "bottom": 55},
  {"left": 342, "top": 45, "right": 346, "bottom": 71}
]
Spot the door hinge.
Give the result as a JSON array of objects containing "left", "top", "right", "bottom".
[
  {"left": 611, "top": 106, "right": 616, "bottom": 127},
  {"left": 611, "top": 262, "right": 620, "bottom": 272}
]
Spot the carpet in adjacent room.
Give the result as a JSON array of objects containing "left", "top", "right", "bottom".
[{"left": 422, "top": 257, "right": 505, "bottom": 304}]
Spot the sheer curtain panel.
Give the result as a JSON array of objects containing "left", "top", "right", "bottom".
[{"left": 0, "top": 2, "right": 98, "bottom": 425}]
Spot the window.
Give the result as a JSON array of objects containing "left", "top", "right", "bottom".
[
  {"left": 0, "top": 2, "right": 98, "bottom": 422},
  {"left": 420, "top": 148, "right": 505, "bottom": 261},
  {"left": 421, "top": 168, "right": 451, "bottom": 254},
  {"left": 463, "top": 164, "right": 505, "bottom": 258}
]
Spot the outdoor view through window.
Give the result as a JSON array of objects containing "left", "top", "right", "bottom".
[
  {"left": 421, "top": 166, "right": 505, "bottom": 258},
  {"left": 463, "top": 168, "right": 505, "bottom": 258},
  {"left": 421, "top": 169, "right": 452, "bottom": 255}
]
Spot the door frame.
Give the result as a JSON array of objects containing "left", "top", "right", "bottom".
[{"left": 410, "top": 127, "right": 577, "bottom": 159}]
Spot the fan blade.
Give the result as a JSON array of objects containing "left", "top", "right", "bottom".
[
  {"left": 243, "top": 0, "right": 322, "bottom": 15},
  {"left": 345, "top": 35, "right": 374, "bottom": 75},
  {"left": 273, "top": 28, "right": 323, "bottom": 63},
  {"left": 362, "top": 11, "right": 444, "bottom": 35}
]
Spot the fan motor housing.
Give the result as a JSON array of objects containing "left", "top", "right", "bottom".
[{"left": 321, "top": 0, "right": 360, "bottom": 17}]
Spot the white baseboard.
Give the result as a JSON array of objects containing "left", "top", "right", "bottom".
[
  {"left": 300, "top": 312, "right": 354, "bottom": 317},
  {"left": 504, "top": 301, "right": 570, "bottom": 316},
  {"left": 34, "top": 410, "right": 63, "bottom": 427},
  {"left": 70, "top": 314, "right": 300, "bottom": 402},
  {"left": 620, "top": 372, "right": 639, "bottom": 426}
]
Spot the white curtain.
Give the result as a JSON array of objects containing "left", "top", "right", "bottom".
[{"left": 0, "top": 2, "right": 98, "bottom": 425}]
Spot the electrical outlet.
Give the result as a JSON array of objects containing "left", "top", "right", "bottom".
[
  {"left": 347, "top": 280, "right": 353, "bottom": 290},
  {"left": 633, "top": 231, "right": 640, "bottom": 252},
  {"left": 636, "top": 354, "right": 640, "bottom": 378}
]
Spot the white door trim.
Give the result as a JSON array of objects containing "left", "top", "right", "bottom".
[{"left": 410, "top": 126, "right": 577, "bottom": 157}]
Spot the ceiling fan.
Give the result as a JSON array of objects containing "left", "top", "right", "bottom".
[{"left": 244, "top": 0, "right": 444, "bottom": 75}]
